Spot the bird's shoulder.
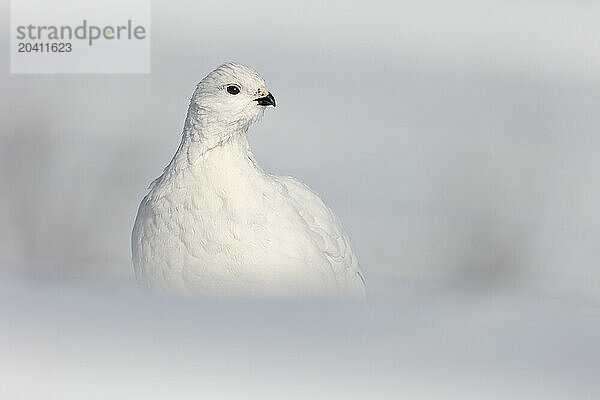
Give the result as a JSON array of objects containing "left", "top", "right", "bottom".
[
  {"left": 272, "top": 175, "right": 363, "bottom": 272},
  {"left": 272, "top": 175, "right": 341, "bottom": 229}
]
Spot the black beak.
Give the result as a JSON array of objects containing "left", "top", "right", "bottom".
[{"left": 255, "top": 92, "right": 276, "bottom": 107}]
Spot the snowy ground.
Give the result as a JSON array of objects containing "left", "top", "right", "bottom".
[{"left": 1, "top": 268, "right": 599, "bottom": 400}]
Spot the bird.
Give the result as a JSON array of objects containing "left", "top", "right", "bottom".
[{"left": 131, "top": 62, "right": 365, "bottom": 299}]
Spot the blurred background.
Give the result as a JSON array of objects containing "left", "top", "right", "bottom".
[{"left": 1, "top": 0, "right": 599, "bottom": 398}]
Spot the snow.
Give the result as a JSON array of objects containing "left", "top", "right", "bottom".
[{"left": 1, "top": 269, "right": 598, "bottom": 399}]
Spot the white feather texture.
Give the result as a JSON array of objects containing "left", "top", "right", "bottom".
[{"left": 132, "top": 63, "right": 365, "bottom": 298}]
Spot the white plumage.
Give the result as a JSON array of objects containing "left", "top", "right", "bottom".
[{"left": 132, "top": 63, "right": 365, "bottom": 298}]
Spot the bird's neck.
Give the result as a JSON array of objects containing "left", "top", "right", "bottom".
[
  {"left": 165, "top": 121, "right": 257, "bottom": 182},
  {"left": 179, "top": 97, "right": 254, "bottom": 158},
  {"left": 157, "top": 99, "right": 261, "bottom": 190},
  {"left": 184, "top": 128, "right": 251, "bottom": 163}
]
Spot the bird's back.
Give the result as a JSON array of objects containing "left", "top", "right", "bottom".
[{"left": 272, "top": 175, "right": 366, "bottom": 296}]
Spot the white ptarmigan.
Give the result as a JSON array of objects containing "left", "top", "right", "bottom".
[{"left": 132, "top": 63, "right": 365, "bottom": 298}]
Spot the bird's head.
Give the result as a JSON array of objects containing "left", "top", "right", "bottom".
[{"left": 187, "top": 62, "right": 276, "bottom": 137}]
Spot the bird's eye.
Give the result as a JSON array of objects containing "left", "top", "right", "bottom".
[{"left": 226, "top": 85, "right": 240, "bottom": 95}]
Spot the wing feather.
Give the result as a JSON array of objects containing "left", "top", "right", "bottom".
[{"left": 273, "top": 175, "right": 366, "bottom": 296}]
